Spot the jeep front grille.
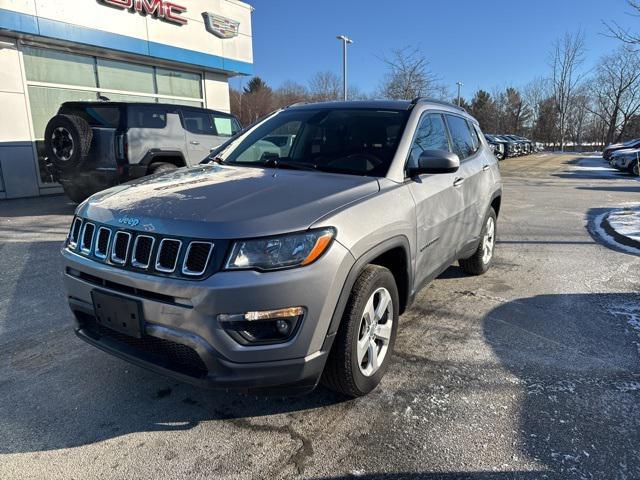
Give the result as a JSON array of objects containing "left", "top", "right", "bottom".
[
  {"left": 156, "top": 239, "right": 182, "bottom": 273},
  {"left": 132, "top": 235, "right": 155, "bottom": 269},
  {"left": 111, "top": 231, "right": 131, "bottom": 265},
  {"left": 95, "top": 227, "right": 111, "bottom": 259},
  {"left": 182, "top": 242, "right": 214, "bottom": 276},
  {"left": 67, "top": 218, "right": 217, "bottom": 279},
  {"left": 80, "top": 223, "right": 95, "bottom": 254}
]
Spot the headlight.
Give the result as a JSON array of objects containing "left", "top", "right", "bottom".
[{"left": 225, "top": 228, "right": 335, "bottom": 271}]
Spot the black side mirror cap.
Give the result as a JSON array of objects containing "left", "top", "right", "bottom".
[{"left": 408, "top": 150, "right": 460, "bottom": 176}]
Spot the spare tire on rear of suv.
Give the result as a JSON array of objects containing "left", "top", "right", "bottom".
[{"left": 44, "top": 114, "right": 93, "bottom": 171}]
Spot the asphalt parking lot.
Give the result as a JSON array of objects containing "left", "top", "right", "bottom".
[{"left": 1, "top": 153, "right": 639, "bottom": 480}]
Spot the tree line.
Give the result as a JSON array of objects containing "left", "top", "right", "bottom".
[{"left": 231, "top": 2, "right": 640, "bottom": 149}]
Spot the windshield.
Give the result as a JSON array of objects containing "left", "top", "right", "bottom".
[{"left": 218, "top": 108, "right": 409, "bottom": 177}]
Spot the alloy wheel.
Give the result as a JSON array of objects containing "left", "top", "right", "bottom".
[
  {"left": 357, "top": 287, "right": 393, "bottom": 377},
  {"left": 51, "top": 127, "right": 75, "bottom": 161},
  {"left": 482, "top": 216, "right": 495, "bottom": 264}
]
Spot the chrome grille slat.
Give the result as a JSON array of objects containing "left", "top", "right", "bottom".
[
  {"left": 69, "top": 217, "right": 83, "bottom": 248},
  {"left": 182, "top": 242, "right": 214, "bottom": 276},
  {"left": 95, "top": 227, "right": 112, "bottom": 259},
  {"left": 156, "top": 239, "right": 182, "bottom": 273},
  {"left": 80, "top": 223, "right": 96, "bottom": 254},
  {"left": 132, "top": 235, "right": 155, "bottom": 269},
  {"left": 111, "top": 231, "right": 132, "bottom": 265}
]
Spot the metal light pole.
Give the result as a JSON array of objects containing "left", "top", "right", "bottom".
[
  {"left": 456, "top": 81, "right": 463, "bottom": 106},
  {"left": 336, "top": 35, "right": 353, "bottom": 101}
]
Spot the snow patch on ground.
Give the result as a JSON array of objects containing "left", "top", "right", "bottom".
[
  {"left": 606, "top": 208, "right": 640, "bottom": 243},
  {"left": 570, "top": 157, "right": 625, "bottom": 178},
  {"left": 591, "top": 211, "right": 640, "bottom": 255}
]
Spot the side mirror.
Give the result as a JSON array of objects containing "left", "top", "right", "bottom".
[{"left": 408, "top": 150, "right": 460, "bottom": 176}]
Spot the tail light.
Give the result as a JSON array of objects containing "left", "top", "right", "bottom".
[{"left": 116, "top": 133, "right": 128, "bottom": 163}]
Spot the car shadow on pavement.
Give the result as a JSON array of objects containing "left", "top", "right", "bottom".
[
  {"left": 309, "top": 293, "right": 640, "bottom": 479},
  {"left": 480, "top": 292, "right": 640, "bottom": 479}
]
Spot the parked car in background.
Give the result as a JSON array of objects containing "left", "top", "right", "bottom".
[
  {"left": 503, "top": 135, "right": 532, "bottom": 155},
  {"left": 484, "top": 134, "right": 506, "bottom": 160},
  {"left": 490, "top": 135, "right": 520, "bottom": 157},
  {"left": 62, "top": 99, "right": 502, "bottom": 397},
  {"left": 45, "top": 102, "right": 242, "bottom": 202},
  {"left": 603, "top": 138, "right": 640, "bottom": 161},
  {"left": 610, "top": 148, "right": 640, "bottom": 176}
]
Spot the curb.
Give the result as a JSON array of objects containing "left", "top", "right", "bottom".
[{"left": 602, "top": 211, "right": 640, "bottom": 251}]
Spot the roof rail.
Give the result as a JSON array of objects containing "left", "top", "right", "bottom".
[{"left": 410, "top": 97, "right": 466, "bottom": 112}]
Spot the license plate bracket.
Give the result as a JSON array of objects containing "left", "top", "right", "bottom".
[{"left": 91, "top": 290, "right": 144, "bottom": 338}]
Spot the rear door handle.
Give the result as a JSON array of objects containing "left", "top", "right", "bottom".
[
  {"left": 482, "top": 164, "right": 490, "bottom": 172},
  {"left": 453, "top": 177, "right": 465, "bottom": 187},
  {"left": 190, "top": 140, "right": 200, "bottom": 145}
]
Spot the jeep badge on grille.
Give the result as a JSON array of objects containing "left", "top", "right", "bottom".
[{"left": 118, "top": 216, "right": 141, "bottom": 227}]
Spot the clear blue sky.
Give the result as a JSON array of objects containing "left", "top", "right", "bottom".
[{"left": 232, "top": 0, "right": 637, "bottom": 99}]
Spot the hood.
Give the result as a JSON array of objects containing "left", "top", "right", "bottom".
[
  {"left": 612, "top": 148, "right": 640, "bottom": 158},
  {"left": 79, "top": 165, "right": 380, "bottom": 238}
]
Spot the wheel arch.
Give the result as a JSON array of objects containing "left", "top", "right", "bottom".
[
  {"left": 322, "top": 236, "right": 413, "bottom": 351},
  {"left": 139, "top": 150, "right": 187, "bottom": 170}
]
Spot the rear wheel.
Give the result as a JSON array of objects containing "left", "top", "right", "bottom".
[
  {"left": 322, "top": 265, "right": 399, "bottom": 397},
  {"left": 459, "top": 207, "right": 497, "bottom": 276}
]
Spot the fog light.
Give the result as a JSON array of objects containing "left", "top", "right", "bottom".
[{"left": 218, "top": 307, "right": 305, "bottom": 345}]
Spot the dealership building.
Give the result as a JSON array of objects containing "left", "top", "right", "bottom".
[{"left": 0, "top": 0, "right": 253, "bottom": 199}]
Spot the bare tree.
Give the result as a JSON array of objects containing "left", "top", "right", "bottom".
[
  {"left": 378, "top": 46, "right": 447, "bottom": 100},
  {"left": 604, "top": 0, "right": 640, "bottom": 45},
  {"left": 523, "top": 77, "right": 552, "bottom": 132},
  {"left": 549, "top": 31, "right": 587, "bottom": 150},
  {"left": 308, "top": 71, "right": 341, "bottom": 102},
  {"left": 587, "top": 46, "right": 640, "bottom": 144},
  {"left": 273, "top": 81, "right": 309, "bottom": 108}
]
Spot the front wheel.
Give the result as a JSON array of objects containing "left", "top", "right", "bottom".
[
  {"left": 630, "top": 161, "right": 639, "bottom": 177},
  {"left": 322, "top": 265, "right": 399, "bottom": 397},
  {"left": 459, "top": 207, "right": 497, "bottom": 275}
]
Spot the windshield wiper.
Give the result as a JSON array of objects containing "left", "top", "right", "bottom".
[{"left": 263, "top": 159, "right": 318, "bottom": 171}]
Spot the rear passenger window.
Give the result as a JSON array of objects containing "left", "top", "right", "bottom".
[
  {"left": 182, "top": 109, "right": 215, "bottom": 135},
  {"left": 445, "top": 115, "right": 476, "bottom": 160},
  {"left": 407, "top": 113, "right": 450, "bottom": 168},
  {"left": 213, "top": 116, "right": 234, "bottom": 136},
  {"left": 128, "top": 106, "right": 167, "bottom": 129}
]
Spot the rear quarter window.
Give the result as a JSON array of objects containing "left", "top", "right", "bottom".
[
  {"left": 61, "top": 105, "right": 121, "bottom": 128},
  {"left": 127, "top": 106, "right": 167, "bottom": 129},
  {"left": 445, "top": 114, "right": 477, "bottom": 160}
]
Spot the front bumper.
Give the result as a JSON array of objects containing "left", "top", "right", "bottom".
[{"left": 63, "top": 241, "right": 354, "bottom": 393}]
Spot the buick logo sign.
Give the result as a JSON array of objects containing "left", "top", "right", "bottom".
[
  {"left": 99, "top": 0, "right": 188, "bottom": 26},
  {"left": 203, "top": 12, "right": 240, "bottom": 39},
  {"left": 118, "top": 216, "right": 141, "bottom": 227}
]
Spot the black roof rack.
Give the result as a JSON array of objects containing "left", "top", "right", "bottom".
[{"left": 410, "top": 97, "right": 466, "bottom": 112}]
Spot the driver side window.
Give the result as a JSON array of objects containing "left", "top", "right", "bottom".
[{"left": 408, "top": 113, "right": 450, "bottom": 168}]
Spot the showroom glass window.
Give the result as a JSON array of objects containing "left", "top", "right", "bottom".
[{"left": 21, "top": 46, "right": 205, "bottom": 185}]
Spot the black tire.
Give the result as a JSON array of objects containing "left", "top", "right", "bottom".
[
  {"left": 149, "top": 162, "right": 178, "bottom": 175},
  {"left": 459, "top": 207, "right": 498, "bottom": 276},
  {"left": 496, "top": 151, "right": 504, "bottom": 161},
  {"left": 322, "top": 265, "right": 399, "bottom": 397},
  {"left": 629, "top": 161, "right": 639, "bottom": 177},
  {"left": 44, "top": 115, "right": 92, "bottom": 171},
  {"left": 62, "top": 183, "right": 94, "bottom": 203}
]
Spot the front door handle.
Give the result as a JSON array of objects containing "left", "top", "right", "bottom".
[
  {"left": 453, "top": 177, "right": 465, "bottom": 187},
  {"left": 190, "top": 140, "right": 200, "bottom": 145},
  {"left": 482, "top": 164, "right": 490, "bottom": 172}
]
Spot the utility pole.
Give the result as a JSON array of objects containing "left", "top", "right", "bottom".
[
  {"left": 456, "top": 81, "right": 463, "bottom": 107},
  {"left": 336, "top": 35, "right": 354, "bottom": 101}
]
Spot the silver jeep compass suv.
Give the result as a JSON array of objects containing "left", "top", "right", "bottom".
[{"left": 63, "top": 99, "right": 502, "bottom": 397}]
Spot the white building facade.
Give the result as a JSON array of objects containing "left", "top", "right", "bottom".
[{"left": 0, "top": 0, "right": 253, "bottom": 198}]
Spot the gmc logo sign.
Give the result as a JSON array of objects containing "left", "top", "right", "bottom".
[{"left": 100, "top": 0, "right": 188, "bottom": 26}]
